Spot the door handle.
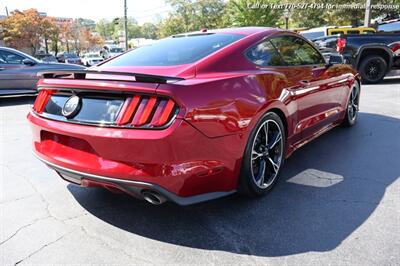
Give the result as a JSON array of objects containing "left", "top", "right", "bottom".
[{"left": 299, "top": 80, "right": 311, "bottom": 86}]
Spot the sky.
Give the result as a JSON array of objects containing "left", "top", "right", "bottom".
[{"left": 0, "top": 0, "right": 172, "bottom": 24}]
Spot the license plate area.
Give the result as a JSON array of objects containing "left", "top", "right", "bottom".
[{"left": 43, "top": 94, "right": 124, "bottom": 125}]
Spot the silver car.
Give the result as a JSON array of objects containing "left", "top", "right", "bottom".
[{"left": 0, "top": 47, "right": 84, "bottom": 97}]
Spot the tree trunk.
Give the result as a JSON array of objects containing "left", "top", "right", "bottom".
[{"left": 45, "top": 38, "right": 49, "bottom": 54}]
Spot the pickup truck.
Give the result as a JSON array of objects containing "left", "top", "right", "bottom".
[{"left": 313, "top": 33, "right": 400, "bottom": 83}]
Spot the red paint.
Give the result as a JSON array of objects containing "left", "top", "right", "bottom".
[
  {"left": 33, "top": 90, "right": 53, "bottom": 113},
  {"left": 28, "top": 27, "right": 359, "bottom": 199}
]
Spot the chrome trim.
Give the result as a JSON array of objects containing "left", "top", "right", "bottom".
[{"left": 35, "top": 154, "right": 236, "bottom": 205}]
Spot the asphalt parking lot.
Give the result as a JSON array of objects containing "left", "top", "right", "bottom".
[{"left": 1, "top": 78, "right": 399, "bottom": 265}]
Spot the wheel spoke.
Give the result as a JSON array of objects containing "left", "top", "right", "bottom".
[
  {"left": 257, "top": 160, "right": 266, "bottom": 186},
  {"left": 252, "top": 150, "right": 263, "bottom": 161},
  {"left": 269, "top": 131, "right": 282, "bottom": 150},
  {"left": 267, "top": 157, "right": 279, "bottom": 173},
  {"left": 250, "top": 119, "right": 284, "bottom": 189},
  {"left": 348, "top": 106, "right": 354, "bottom": 118},
  {"left": 263, "top": 122, "right": 269, "bottom": 147}
]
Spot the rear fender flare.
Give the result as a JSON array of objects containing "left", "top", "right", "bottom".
[{"left": 356, "top": 44, "right": 394, "bottom": 72}]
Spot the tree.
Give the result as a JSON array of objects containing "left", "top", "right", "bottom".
[
  {"left": 157, "top": 0, "right": 225, "bottom": 37},
  {"left": 157, "top": 15, "right": 185, "bottom": 38},
  {"left": 141, "top": 23, "right": 158, "bottom": 39},
  {"left": 1, "top": 9, "right": 46, "bottom": 54},
  {"left": 222, "top": 0, "right": 282, "bottom": 27},
  {"left": 95, "top": 19, "right": 115, "bottom": 40},
  {"left": 192, "top": 0, "right": 225, "bottom": 29},
  {"left": 41, "top": 17, "right": 60, "bottom": 54}
]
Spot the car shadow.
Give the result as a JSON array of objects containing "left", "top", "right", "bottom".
[
  {"left": 67, "top": 112, "right": 399, "bottom": 257},
  {"left": 380, "top": 77, "right": 400, "bottom": 84},
  {"left": 0, "top": 96, "right": 35, "bottom": 107}
]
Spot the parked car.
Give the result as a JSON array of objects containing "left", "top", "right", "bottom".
[
  {"left": 0, "top": 47, "right": 85, "bottom": 96},
  {"left": 28, "top": 27, "right": 360, "bottom": 205},
  {"left": 34, "top": 53, "right": 58, "bottom": 63},
  {"left": 56, "top": 52, "right": 82, "bottom": 65},
  {"left": 81, "top": 53, "right": 104, "bottom": 66},
  {"left": 100, "top": 45, "right": 123, "bottom": 59},
  {"left": 378, "top": 20, "right": 400, "bottom": 32},
  {"left": 301, "top": 26, "right": 376, "bottom": 40},
  {"left": 314, "top": 33, "right": 400, "bottom": 83}
]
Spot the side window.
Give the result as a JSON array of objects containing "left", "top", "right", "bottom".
[
  {"left": 347, "top": 30, "right": 359, "bottom": 34},
  {"left": 0, "top": 50, "right": 25, "bottom": 64},
  {"left": 246, "top": 40, "right": 285, "bottom": 66},
  {"left": 270, "top": 36, "right": 325, "bottom": 66}
]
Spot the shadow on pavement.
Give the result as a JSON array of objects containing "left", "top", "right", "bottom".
[
  {"left": 68, "top": 112, "right": 399, "bottom": 256},
  {"left": 380, "top": 77, "right": 400, "bottom": 84},
  {"left": 0, "top": 96, "right": 35, "bottom": 107}
]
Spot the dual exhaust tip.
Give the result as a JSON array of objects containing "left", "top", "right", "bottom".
[{"left": 141, "top": 190, "right": 167, "bottom": 205}]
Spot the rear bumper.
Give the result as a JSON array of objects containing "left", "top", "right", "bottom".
[
  {"left": 28, "top": 111, "right": 244, "bottom": 199},
  {"left": 37, "top": 155, "right": 235, "bottom": 205}
]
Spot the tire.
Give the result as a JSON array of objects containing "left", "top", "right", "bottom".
[
  {"left": 342, "top": 82, "right": 360, "bottom": 127},
  {"left": 239, "top": 112, "right": 286, "bottom": 197},
  {"left": 359, "top": 55, "right": 387, "bottom": 84}
]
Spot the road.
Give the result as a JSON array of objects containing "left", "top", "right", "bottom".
[{"left": 1, "top": 78, "right": 399, "bottom": 265}]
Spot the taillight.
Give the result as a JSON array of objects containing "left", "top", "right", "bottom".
[
  {"left": 116, "top": 95, "right": 178, "bottom": 128},
  {"left": 336, "top": 37, "right": 346, "bottom": 53},
  {"left": 391, "top": 43, "right": 400, "bottom": 53},
  {"left": 33, "top": 90, "right": 54, "bottom": 113}
]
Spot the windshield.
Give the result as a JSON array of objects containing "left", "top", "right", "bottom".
[
  {"left": 110, "top": 48, "right": 123, "bottom": 53},
  {"left": 301, "top": 31, "right": 325, "bottom": 40},
  {"left": 102, "top": 33, "right": 243, "bottom": 66}
]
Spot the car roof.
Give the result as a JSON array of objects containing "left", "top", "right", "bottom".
[
  {"left": 0, "top": 47, "right": 40, "bottom": 62},
  {"left": 174, "top": 27, "right": 283, "bottom": 37}
]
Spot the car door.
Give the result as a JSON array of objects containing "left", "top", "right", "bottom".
[
  {"left": 0, "top": 49, "right": 37, "bottom": 93},
  {"left": 270, "top": 35, "right": 348, "bottom": 141}
]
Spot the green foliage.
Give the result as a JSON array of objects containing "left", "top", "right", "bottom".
[
  {"left": 141, "top": 23, "right": 158, "bottom": 39},
  {"left": 92, "top": 0, "right": 400, "bottom": 39},
  {"left": 222, "top": 0, "right": 283, "bottom": 27},
  {"left": 156, "top": 0, "right": 225, "bottom": 37}
]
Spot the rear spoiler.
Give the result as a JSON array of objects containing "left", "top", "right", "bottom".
[{"left": 37, "top": 69, "right": 185, "bottom": 84}]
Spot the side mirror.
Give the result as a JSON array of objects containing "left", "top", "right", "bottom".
[
  {"left": 324, "top": 53, "right": 344, "bottom": 66},
  {"left": 22, "top": 59, "right": 36, "bottom": 66},
  {"left": 322, "top": 53, "right": 344, "bottom": 68}
]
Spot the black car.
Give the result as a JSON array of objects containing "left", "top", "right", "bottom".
[
  {"left": 0, "top": 47, "right": 85, "bottom": 96},
  {"left": 56, "top": 52, "right": 82, "bottom": 65},
  {"left": 313, "top": 33, "right": 400, "bottom": 83},
  {"left": 34, "top": 53, "right": 58, "bottom": 63}
]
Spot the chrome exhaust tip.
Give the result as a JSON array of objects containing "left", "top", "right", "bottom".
[{"left": 141, "top": 190, "right": 167, "bottom": 205}]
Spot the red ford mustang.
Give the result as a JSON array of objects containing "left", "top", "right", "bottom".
[{"left": 28, "top": 27, "right": 360, "bottom": 205}]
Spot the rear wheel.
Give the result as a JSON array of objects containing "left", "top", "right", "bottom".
[
  {"left": 359, "top": 55, "right": 387, "bottom": 84},
  {"left": 342, "top": 83, "right": 360, "bottom": 127},
  {"left": 239, "top": 112, "right": 285, "bottom": 197}
]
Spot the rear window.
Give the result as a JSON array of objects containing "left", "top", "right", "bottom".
[{"left": 102, "top": 33, "right": 244, "bottom": 66}]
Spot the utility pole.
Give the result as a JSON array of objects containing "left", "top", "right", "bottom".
[
  {"left": 5, "top": 6, "right": 9, "bottom": 17},
  {"left": 124, "top": 0, "right": 128, "bottom": 51},
  {"left": 364, "top": 0, "right": 372, "bottom": 27}
]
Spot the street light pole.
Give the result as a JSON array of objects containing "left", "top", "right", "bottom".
[
  {"left": 283, "top": 9, "right": 290, "bottom": 30},
  {"left": 364, "top": 0, "right": 372, "bottom": 27},
  {"left": 124, "top": 0, "right": 128, "bottom": 51}
]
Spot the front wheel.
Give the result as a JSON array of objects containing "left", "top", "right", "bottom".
[{"left": 239, "top": 112, "right": 286, "bottom": 197}]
